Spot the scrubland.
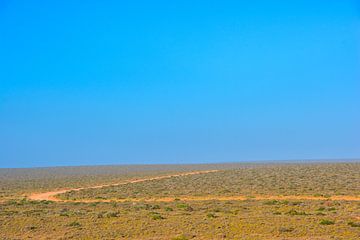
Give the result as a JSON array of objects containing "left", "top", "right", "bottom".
[
  {"left": 0, "top": 164, "right": 224, "bottom": 201},
  {"left": 59, "top": 163, "right": 360, "bottom": 200},
  {"left": 0, "top": 162, "right": 359, "bottom": 239}
]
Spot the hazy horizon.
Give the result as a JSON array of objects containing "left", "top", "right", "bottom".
[{"left": 1, "top": 158, "right": 359, "bottom": 170}]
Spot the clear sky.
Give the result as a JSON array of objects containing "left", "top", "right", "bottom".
[{"left": 0, "top": 1, "right": 359, "bottom": 168}]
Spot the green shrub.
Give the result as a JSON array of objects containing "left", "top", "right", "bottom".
[
  {"left": 176, "top": 203, "right": 193, "bottom": 211},
  {"left": 149, "top": 212, "right": 164, "bottom": 220},
  {"left": 172, "top": 235, "right": 188, "bottom": 240},
  {"left": 319, "top": 219, "right": 335, "bottom": 225},
  {"left": 206, "top": 213, "right": 217, "bottom": 218},
  {"left": 348, "top": 222, "right": 360, "bottom": 227},
  {"left": 68, "top": 221, "right": 81, "bottom": 227},
  {"left": 151, "top": 214, "right": 164, "bottom": 220},
  {"left": 176, "top": 203, "right": 189, "bottom": 209}
]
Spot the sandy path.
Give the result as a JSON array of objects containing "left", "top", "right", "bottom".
[
  {"left": 27, "top": 170, "right": 219, "bottom": 202},
  {"left": 27, "top": 169, "right": 360, "bottom": 203},
  {"left": 37, "top": 195, "right": 360, "bottom": 203}
]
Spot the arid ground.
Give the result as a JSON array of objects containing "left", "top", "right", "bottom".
[{"left": 1, "top": 162, "right": 359, "bottom": 239}]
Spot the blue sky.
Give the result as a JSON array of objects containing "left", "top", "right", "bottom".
[{"left": 0, "top": 1, "right": 359, "bottom": 168}]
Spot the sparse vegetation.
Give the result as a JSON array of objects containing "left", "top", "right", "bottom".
[
  {"left": 348, "top": 222, "right": 360, "bottom": 227},
  {"left": 68, "top": 221, "right": 82, "bottom": 227},
  {"left": 287, "top": 209, "right": 308, "bottom": 216},
  {"left": 149, "top": 211, "right": 164, "bottom": 220},
  {"left": 172, "top": 235, "right": 189, "bottom": 240},
  {"left": 0, "top": 162, "right": 359, "bottom": 239},
  {"left": 319, "top": 219, "right": 335, "bottom": 225},
  {"left": 279, "top": 227, "right": 295, "bottom": 233},
  {"left": 58, "top": 163, "right": 360, "bottom": 201}
]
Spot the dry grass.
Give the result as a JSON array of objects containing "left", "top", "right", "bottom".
[
  {"left": 59, "top": 163, "right": 360, "bottom": 200},
  {"left": 1, "top": 162, "right": 360, "bottom": 239}
]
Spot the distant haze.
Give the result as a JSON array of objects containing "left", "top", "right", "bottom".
[{"left": 0, "top": 1, "right": 359, "bottom": 167}]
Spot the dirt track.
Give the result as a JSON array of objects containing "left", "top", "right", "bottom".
[
  {"left": 27, "top": 170, "right": 360, "bottom": 203},
  {"left": 28, "top": 170, "right": 219, "bottom": 202}
]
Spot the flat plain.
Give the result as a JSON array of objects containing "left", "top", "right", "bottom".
[{"left": 1, "top": 162, "right": 359, "bottom": 239}]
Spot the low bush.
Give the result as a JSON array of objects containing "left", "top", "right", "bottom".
[
  {"left": 172, "top": 235, "right": 188, "bottom": 240},
  {"left": 348, "top": 222, "right": 360, "bottom": 227},
  {"left": 68, "top": 221, "right": 81, "bottom": 227},
  {"left": 149, "top": 212, "right": 164, "bottom": 220},
  {"left": 319, "top": 219, "right": 335, "bottom": 225},
  {"left": 287, "top": 209, "right": 308, "bottom": 216}
]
